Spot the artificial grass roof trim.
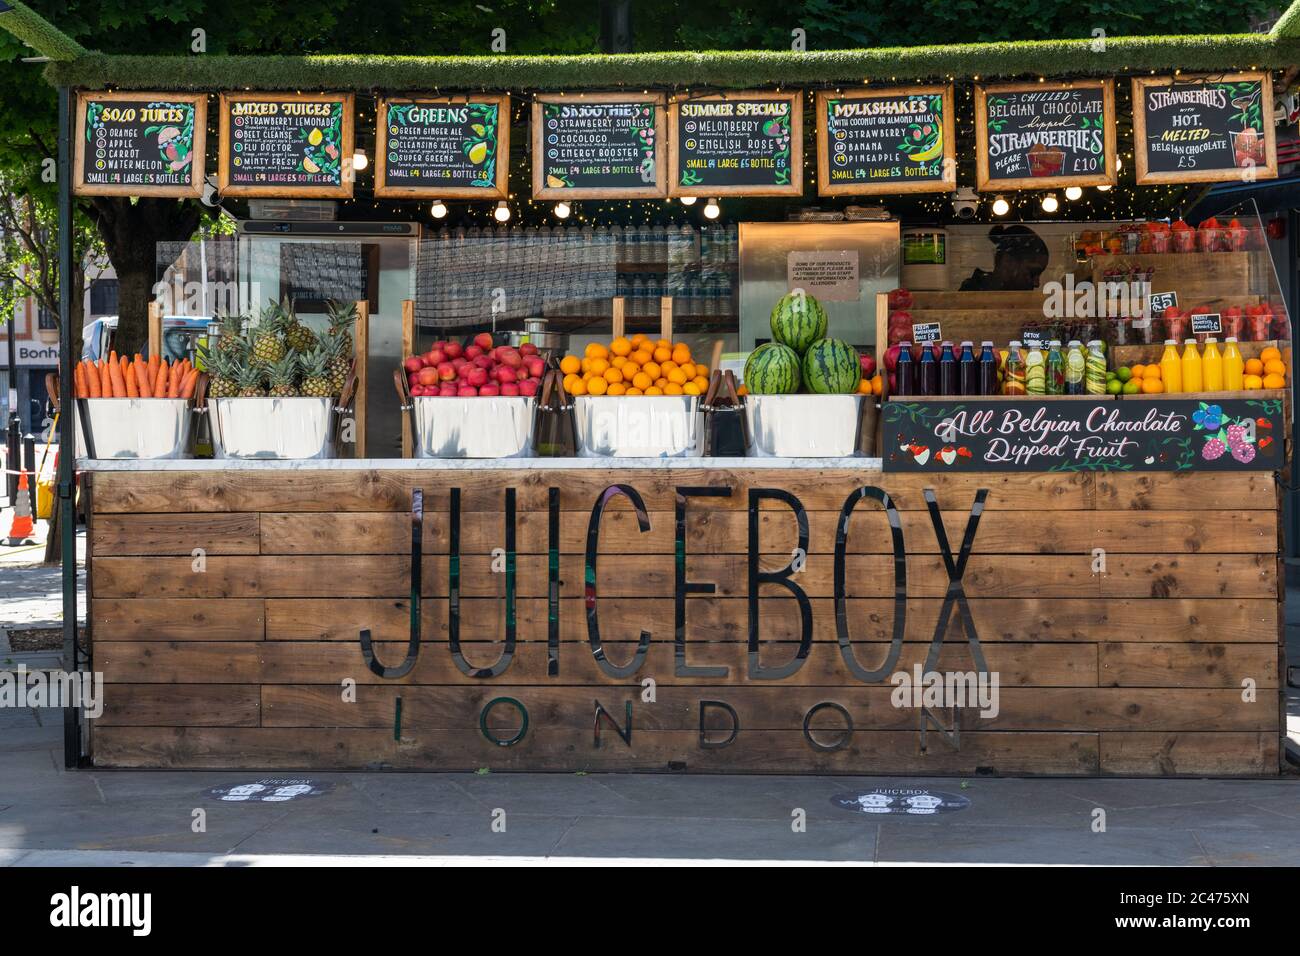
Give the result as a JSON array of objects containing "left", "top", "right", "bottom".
[{"left": 1, "top": 0, "right": 86, "bottom": 61}]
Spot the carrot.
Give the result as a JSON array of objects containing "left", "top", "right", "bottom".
[
  {"left": 168, "top": 361, "right": 183, "bottom": 398},
  {"left": 108, "top": 357, "right": 127, "bottom": 398},
  {"left": 134, "top": 356, "right": 153, "bottom": 397},
  {"left": 125, "top": 362, "right": 139, "bottom": 398},
  {"left": 179, "top": 368, "right": 200, "bottom": 400},
  {"left": 154, "top": 361, "right": 170, "bottom": 399},
  {"left": 74, "top": 362, "right": 88, "bottom": 399},
  {"left": 84, "top": 361, "right": 102, "bottom": 399},
  {"left": 98, "top": 359, "right": 111, "bottom": 398}
]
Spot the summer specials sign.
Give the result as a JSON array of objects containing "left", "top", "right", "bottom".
[
  {"left": 1133, "top": 72, "right": 1277, "bottom": 185},
  {"left": 74, "top": 92, "right": 206, "bottom": 198},
  {"left": 975, "top": 80, "right": 1116, "bottom": 191},
  {"left": 883, "top": 398, "right": 1283, "bottom": 472},
  {"left": 531, "top": 93, "right": 666, "bottom": 199},
  {"left": 669, "top": 92, "right": 802, "bottom": 197},
  {"left": 218, "top": 92, "right": 355, "bottom": 198},
  {"left": 815, "top": 86, "right": 955, "bottom": 196},
  {"left": 376, "top": 95, "right": 510, "bottom": 198}
]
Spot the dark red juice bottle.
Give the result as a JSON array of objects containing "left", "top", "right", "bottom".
[
  {"left": 978, "top": 341, "right": 998, "bottom": 395},
  {"left": 895, "top": 341, "right": 915, "bottom": 396},
  {"left": 959, "top": 341, "right": 978, "bottom": 395},
  {"left": 937, "top": 341, "right": 958, "bottom": 396},
  {"left": 918, "top": 341, "right": 938, "bottom": 396}
]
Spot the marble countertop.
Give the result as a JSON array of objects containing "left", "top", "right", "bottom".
[{"left": 78, "top": 456, "right": 884, "bottom": 471}]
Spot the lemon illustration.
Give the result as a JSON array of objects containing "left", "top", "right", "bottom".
[
  {"left": 307, "top": 128, "right": 323, "bottom": 146},
  {"left": 303, "top": 156, "right": 321, "bottom": 174},
  {"left": 467, "top": 141, "right": 489, "bottom": 165},
  {"left": 546, "top": 174, "right": 566, "bottom": 188}
]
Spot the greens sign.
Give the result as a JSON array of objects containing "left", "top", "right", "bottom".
[{"left": 376, "top": 95, "right": 510, "bottom": 199}]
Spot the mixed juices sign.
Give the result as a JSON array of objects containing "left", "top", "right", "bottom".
[
  {"left": 74, "top": 93, "right": 207, "bottom": 198},
  {"left": 1133, "top": 72, "right": 1277, "bottom": 185},
  {"left": 883, "top": 398, "right": 1283, "bottom": 472},
  {"left": 669, "top": 92, "right": 802, "bottom": 197},
  {"left": 531, "top": 93, "right": 666, "bottom": 199},
  {"left": 975, "top": 80, "right": 1116, "bottom": 191},
  {"left": 218, "top": 92, "right": 355, "bottom": 198},
  {"left": 815, "top": 86, "right": 955, "bottom": 196},
  {"left": 376, "top": 95, "right": 510, "bottom": 199}
]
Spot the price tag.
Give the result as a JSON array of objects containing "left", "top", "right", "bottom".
[
  {"left": 912, "top": 322, "right": 941, "bottom": 344},
  {"left": 1149, "top": 291, "right": 1178, "bottom": 316},
  {"left": 1021, "top": 329, "right": 1046, "bottom": 348},
  {"left": 1191, "top": 313, "right": 1223, "bottom": 335}
]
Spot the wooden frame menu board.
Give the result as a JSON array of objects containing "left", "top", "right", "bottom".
[
  {"left": 376, "top": 94, "right": 510, "bottom": 199},
  {"left": 531, "top": 92, "right": 666, "bottom": 199},
  {"left": 74, "top": 92, "right": 207, "bottom": 198},
  {"left": 668, "top": 91, "right": 803, "bottom": 197},
  {"left": 1132, "top": 72, "right": 1277, "bottom": 185},
  {"left": 814, "top": 85, "right": 955, "bottom": 196},
  {"left": 218, "top": 92, "right": 355, "bottom": 199},
  {"left": 975, "top": 80, "right": 1116, "bottom": 191}
]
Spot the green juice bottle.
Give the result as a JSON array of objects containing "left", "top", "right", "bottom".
[
  {"left": 1045, "top": 340, "right": 1065, "bottom": 395},
  {"left": 1085, "top": 340, "right": 1108, "bottom": 395},
  {"left": 1024, "top": 342, "right": 1046, "bottom": 395}
]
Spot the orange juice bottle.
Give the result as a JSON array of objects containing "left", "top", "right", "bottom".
[
  {"left": 1222, "top": 337, "right": 1245, "bottom": 391},
  {"left": 1159, "top": 339, "right": 1183, "bottom": 394},
  {"left": 1181, "top": 339, "right": 1203, "bottom": 392},
  {"left": 1202, "top": 338, "right": 1224, "bottom": 391}
]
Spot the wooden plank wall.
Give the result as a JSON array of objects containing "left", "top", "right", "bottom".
[{"left": 85, "top": 468, "right": 1284, "bottom": 775}]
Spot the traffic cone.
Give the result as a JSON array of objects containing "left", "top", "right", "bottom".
[{"left": 6, "top": 470, "right": 34, "bottom": 544}]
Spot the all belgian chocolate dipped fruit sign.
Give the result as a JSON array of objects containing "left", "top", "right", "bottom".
[
  {"left": 1133, "top": 72, "right": 1278, "bottom": 185},
  {"left": 531, "top": 93, "right": 666, "bottom": 199},
  {"left": 975, "top": 80, "right": 1116, "bottom": 191},
  {"left": 218, "top": 92, "right": 355, "bottom": 198},
  {"left": 669, "top": 92, "right": 802, "bottom": 197},
  {"left": 376, "top": 95, "right": 510, "bottom": 198},
  {"left": 883, "top": 398, "right": 1283, "bottom": 472},
  {"left": 815, "top": 86, "right": 956, "bottom": 196},
  {"left": 74, "top": 92, "right": 207, "bottom": 197}
]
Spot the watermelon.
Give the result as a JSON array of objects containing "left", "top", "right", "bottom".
[
  {"left": 770, "top": 292, "right": 828, "bottom": 354},
  {"left": 802, "top": 338, "right": 861, "bottom": 394},
  {"left": 744, "top": 342, "right": 801, "bottom": 394}
]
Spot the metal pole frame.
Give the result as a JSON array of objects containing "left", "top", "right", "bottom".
[{"left": 57, "top": 85, "right": 81, "bottom": 768}]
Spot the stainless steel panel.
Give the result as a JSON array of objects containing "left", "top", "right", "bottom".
[
  {"left": 410, "top": 396, "right": 534, "bottom": 459},
  {"left": 744, "top": 394, "right": 868, "bottom": 458},
  {"left": 210, "top": 397, "right": 338, "bottom": 460},
  {"left": 76, "top": 399, "right": 195, "bottom": 460},
  {"left": 574, "top": 396, "right": 701, "bottom": 458}
]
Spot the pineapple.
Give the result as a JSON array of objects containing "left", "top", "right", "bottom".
[
  {"left": 267, "top": 353, "right": 301, "bottom": 398},
  {"left": 235, "top": 363, "right": 268, "bottom": 398},
  {"left": 250, "top": 305, "right": 288, "bottom": 366},
  {"left": 299, "top": 347, "right": 334, "bottom": 399},
  {"left": 214, "top": 313, "right": 248, "bottom": 355},
  {"left": 284, "top": 317, "right": 318, "bottom": 354},
  {"left": 204, "top": 348, "right": 240, "bottom": 400},
  {"left": 325, "top": 335, "right": 351, "bottom": 394},
  {"left": 325, "top": 300, "right": 356, "bottom": 356}
]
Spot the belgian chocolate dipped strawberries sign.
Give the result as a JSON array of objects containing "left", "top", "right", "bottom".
[
  {"left": 815, "top": 86, "right": 956, "bottom": 196},
  {"left": 376, "top": 95, "right": 510, "bottom": 198},
  {"left": 531, "top": 93, "right": 666, "bottom": 199},
  {"left": 74, "top": 92, "right": 207, "bottom": 197},
  {"left": 1133, "top": 72, "right": 1278, "bottom": 184},
  {"left": 975, "top": 80, "right": 1116, "bottom": 190},
  {"left": 669, "top": 92, "right": 802, "bottom": 197},
  {"left": 883, "top": 398, "right": 1283, "bottom": 472},
  {"left": 218, "top": 92, "right": 355, "bottom": 198}
]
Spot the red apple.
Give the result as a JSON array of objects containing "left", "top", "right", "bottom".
[
  {"left": 495, "top": 366, "right": 517, "bottom": 384},
  {"left": 410, "top": 385, "right": 426, "bottom": 397},
  {"left": 497, "top": 347, "right": 522, "bottom": 368},
  {"left": 456, "top": 385, "right": 477, "bottom": 397},
  {"left": 465, "top": 344, "right": 483, "bottom": 360},
  {"left": 519, "top": 343, "right": 538, "bottom": 356},
  {"left": 478, "top": 383, "right": 500, "bottom": 397},
  {"left": 518, "top": 378, "right": 539, "bottom": 397},
  {"left": 474, "top": 332, "right": 494, "bottom": 351},
  {"left": 404, "top": 356, "right": 424, "bottom": 373},
  {"left": 443, "top": 342, "right": 463, "bottom": 359},
  {"left": 458, "top": 363, "right": 476, "bottom": 380},
  {"left": 417, "top": 367, "right": 440, "bottom": 387},
  {"left": 437, "top": 362, "right": 457, "bottom": 382},
  {"left": 501, "top": 383, "right": 520, "bottom": 396},
  {"left": 439, "top": 383, "right": 457, "bottom": 397},
  {"left": 525, "top": 357, "right": 546, "bottom": 378},
  {"left": 468, "top": 367, "right": 489, "bottom": 388},
  {"left": 473, "top": 354, "right": 493, "bottom": 370}
]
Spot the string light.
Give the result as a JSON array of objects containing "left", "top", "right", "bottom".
[
  {"left": 494, "top": 200, "right": 511, "bottom": 222},
  {"left": 1041, "top": 193, "right": 1059, "bottom": 213},
  {"left": 553, "top": 201, "right": 571, "bottom": 219},
  {"left": 992, "top": 195, "right": 1010, "bottom": 216},
  {"left": 1064, "top": 186, "right": 1083, "bottom": 201},
  {"left": 703, "top": 198, "right": 721, "bottom": 219},
  {"left": 679, "top": 196, "right": 697, "bottom": 206},
  {"left": 430, "top": 200, "right": 448, "bottom": 219}
]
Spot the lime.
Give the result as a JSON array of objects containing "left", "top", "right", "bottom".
[
  {"left": 1116, "top": 367, "right": 1132, "bottom": 382},
  {"left": 1122, "top": 380, "right": 1141, "bottom": 394},
  {"left": 1107, "top": 378, "right": 1123, "bottom": 395}
]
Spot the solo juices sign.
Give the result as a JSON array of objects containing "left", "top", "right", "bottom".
[
  {"left": 74, "top": 92, "right": 207, "bottom": 198},
  {"left": 883, "top": 398, "right": 1283, "bottom": 472}
]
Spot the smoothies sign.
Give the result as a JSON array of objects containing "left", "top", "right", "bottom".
[
  {"left": 670, "top": 92, "right": 803, "bottom": 197},
  {"left": 218, "top": 92, "right": 355, "bottom": 198},
  {"left": 376, "top": 95, "right": 510, "bottom": 199},
  {"left": 815, "top": 86, "right": 956, "bottom": 196},
  {"left": 883, "top": 399, "right": 1283, "bottom": 472},
  {"left": 74, "top": 93, "right": 206, "bottom": 198},
  {"left": 531, "top": 93, "right": 666, "bottom": 199},
  {"left": 975, "top": 81, "right": 1116, "bottom": 190},
  {"left": 1133, "top": 73, "right": 1277, "bottom": 185}
]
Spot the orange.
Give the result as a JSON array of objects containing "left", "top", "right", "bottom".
[
  {"left": 610, "top": 337, "right": 632, "bottom": 357},
  {"left": 1260, "top": 346, "right": 1282, "bottom": 364},
  {"left": 1264, "top": 359, "right": 1286, "bottom": 377},
  {"left": 580, "top": 357, "right": 591, "bottom": 374},
  {"left": 664, "top": 382, "right": 684, "bottom": 395},
  {"left": 737, "top": 384, "right": 748, "bottom": 396},
  {"left": 683, "top": 382, "right": 702, "bottom": 396},
  {"left": 872, "top": 376, "right": 883, "bottom": 396},
  {"left": 631, "top": 371, "right": 653, "bottom": 390},
  {"left": 694, "top": 362, "right": 708, "bottom": 376},
  {"left": 1245, "top": 358, "right": 1264, "bottom": 376},
  {"left": 667, "top": 367, "right": 687, "bottom": 385},
  {"left": 585, "top": 342, "right": 608, "bottom": 360},
  {"left": 625, "top": 386, "right": 643, "bottom": 396},
  {"left": 569, "top": 377, "right": 588, "bottom": 396},
  {"left": 611, "top": 355, "right": 629, "bottom": 370},
  {"left": 604, "top": 367, "right": 624, "bottom": 385},
  {"left": 559, "top": 355, "right": 581, "bottom": 375},
  {"left": 679, "top": 363, "right": 696, "bottom": 380},
  {"left": 1143, "top": 365, "right": 1161, "bottom": 379},
  {"left": 1263, "top": 373, "right": 1286, "bottom": 390},
  {"left": 1244, "top": 373, "right": 1264, "bottom": 390},
  {"left": 589, "top": 357, "right": 610, "bottom": 376},
  {"left": 692, "top": 376, "right": 709, "bottom": 392},
  {"left": 653, "top": 346, "right": 672, "bottom": 363},
  {"left": 562, "top": 373, "right": 581, "bottom": 393},
  {"left": 1141, "top": 378, "right": 1164, "bottom": 394},
  {"left": 607, "top": 382, "right": 627, "bottom": 396},
  {"left": 644, "top": 386, "right": 664, "bottom": 396},
  {"left": 586, "top": 376, "right": 608, "bottom": 396},
  {"left": 1130, "top": 364, "right": 1145, "bottom": 379},
  {"left": 642, "top": 362, "right": 661, "bottom": 381},
  {"left": 631, "top": 333, "right": 648, "bottom": 346},
  {"left": 858, "top": 378, "right": 873, "bottom": 394},
  {"left": 655, "top": 378, "right": 669, "bottom": 389},
  {"left": 656, "top": 339, "right": 672, "bottom": 351},
  {"left": 630, "top": 350, "right": 653, "bottom": 367},
  {"left": 672, "top": 346, "right": 691, "bottom": 365}
]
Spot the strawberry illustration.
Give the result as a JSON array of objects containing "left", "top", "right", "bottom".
[{"left": 1259, "top": 436, "right": 1273, "bottom": 449}]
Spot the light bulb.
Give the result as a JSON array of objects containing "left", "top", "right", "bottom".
[
  {"left": 1065, "top": 186, "right": 1082, "bottom": 201},
  {"left": 703, "top": 198, "right": 721, "bottom": 220},
  {"left": 430, "top": 201, "right": 448, "bottom": 219},
  {"left": 494, "top": 201, "right": 511, "bottom": 222},
  {"left": 679, "top": 195, "right": 698, "bottom": 206},
  {"left": 992, "top": 196, "right": 1010, "bottom": 216},
  {"left": 1041, "top": 193, "right": 1059, "bottom": 213},
  {"left": 351, "top": 150, "right": 368, "bottom": 171},
  {"left": 553, "top": 201, "right": 571, "bottom": 219},
  {"left": 1096, "top": 184, "right": 1112, "bottom": 192}
]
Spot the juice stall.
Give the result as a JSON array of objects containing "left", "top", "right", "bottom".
[{"left": 19, "top": 6, "right": 1300, "bottom": 775}]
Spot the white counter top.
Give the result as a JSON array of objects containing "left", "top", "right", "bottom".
[{"left": 77, "top": 456, "right": 883, "bottom": 471}]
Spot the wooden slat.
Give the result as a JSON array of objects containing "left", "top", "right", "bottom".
[
  {"left": 93, "top": 598, "right": 264, "bottom": 641},
  {"left": 92, "top": 513, "right": 261, "bottom": 556},
  {"left": 98, "top": 685, "right": 260, "bottom": 727},
  {"left": 97, "top": 642, "right": 263, "bottom": 684},
  {"left": 1095, "top": 473, "right": 1276, "bottom": 510},
  {"left": 1099, "top": 732, "right": 1278, "bottom": 775},
  {"left": 1099, "top": 643, "right": 1278, "bottom": 688}
]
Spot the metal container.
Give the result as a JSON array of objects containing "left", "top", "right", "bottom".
[
  {"left": 409, "top": 396, "right": 534, "bottom": 459},
  {"left": 575, "top": 395, "right": 701, "bottom": 458},
  {"left": 507, "top": 318, "right": 569, "bottom": 357},
  {"left": 209, "top": 397, "right": 342, "bottom": 460},
  {"left": 76, "top": 398, "right": 196, "bottom": 460},
  {"left": 744, "top": 394, "right": 871, "bottom": 458}
]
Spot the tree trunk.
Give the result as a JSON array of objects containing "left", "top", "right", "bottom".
[{"left": 86, "top": 197, "right": 202, "bottom": 356}]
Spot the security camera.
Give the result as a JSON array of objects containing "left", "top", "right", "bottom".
[
  {"left": 951, "top": 187, "right": 979, "bottom": 220},
  {"left": 200, "top": 175, "right": 221, "bottom": 208}
]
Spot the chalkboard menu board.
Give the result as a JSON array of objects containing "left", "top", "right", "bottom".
[
  {"left": 669, "top": 92, "right": 802, "bottom": 197},
  {"left": 376, "top": 95, "right": 510, "bottom": 199},
  {"left": 975, "top": 80, "right": 1115, "bottom": 191},
  {"left": 814, "top": 86, "right": 955, "bottom": 196},
  {"left": 218, "top": 92, "right": 355, "bottom": 199},
  {"left": 1133, "top": 72, "right": 1277, "bottom": 185},
  {"left": 531, "top": 93, "right": 666, "bottom": 199},
  {"left": 74, "top": 92, "right": 207, "bottom": 198}
]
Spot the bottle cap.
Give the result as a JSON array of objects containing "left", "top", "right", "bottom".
[
  {"left": 900, "top": 341, "right": 912, "bottom": 347},
  {"left": 1184, "top": 338, "right": 1197, "bottom": 345},
  {"left": 1206, "top": 337, "right": 1218, "bottom": 343},
  {"left": 1165, "top": 338, "right": 1178, "bottom": 345},
  {"left": 980, "top": 340, "right": 993, "bottom": 347},
  {"left": 1067, "top": 339, "right": 1082, "bottom": 347},
  {"left": 1049, "top": 339, "right": 1062, "bottom": 346},
  {"left": 1225, "top": 336, "right": 1238, "bottom": 342},
  {"left": 961, "top": 340, "right": 974, "bottom": 347},
  {"left": 1009, "top": 340, "right": 1021, "bottom": 348}
]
